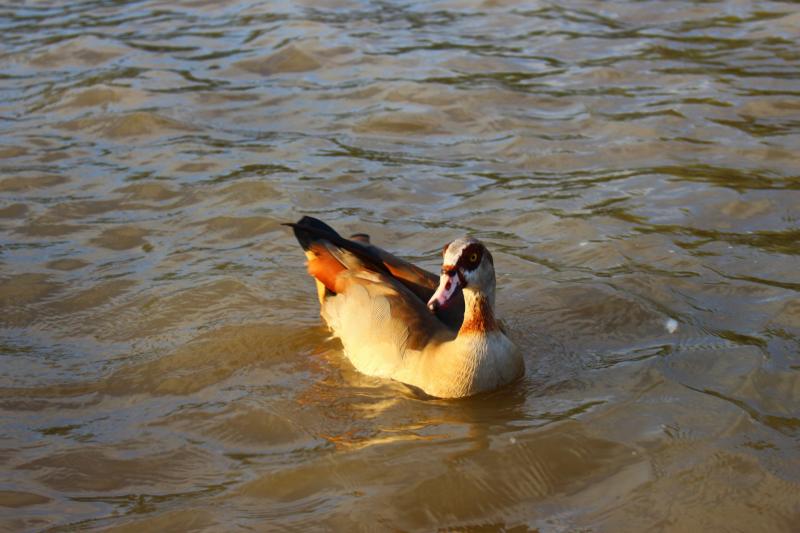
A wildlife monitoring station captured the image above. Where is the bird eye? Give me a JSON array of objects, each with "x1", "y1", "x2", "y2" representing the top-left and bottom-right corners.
[{"x1": 469, "y1": 253, "x2": 478, "y2": 262}]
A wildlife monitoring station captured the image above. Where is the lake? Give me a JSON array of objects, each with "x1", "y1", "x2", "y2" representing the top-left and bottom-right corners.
[{"x1": 1, "y1": 0, "x2": 799, "y2": 530}]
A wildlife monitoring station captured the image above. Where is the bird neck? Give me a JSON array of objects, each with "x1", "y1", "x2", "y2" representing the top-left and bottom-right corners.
[{"x1": 458, "y1": 288, "x2": 499, "y2": 335}]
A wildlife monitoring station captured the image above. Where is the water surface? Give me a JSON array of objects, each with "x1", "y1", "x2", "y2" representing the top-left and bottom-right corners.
[{"x1": 1, "y1": 0, "x2": 799, "y2": 530}]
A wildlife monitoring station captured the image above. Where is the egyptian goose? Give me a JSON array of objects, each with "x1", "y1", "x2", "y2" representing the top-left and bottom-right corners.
[{"x1": 287, "y1": 216, "x2": 524, "y2": 398}]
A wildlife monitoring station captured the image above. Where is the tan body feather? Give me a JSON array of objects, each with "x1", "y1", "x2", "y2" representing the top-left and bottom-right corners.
[{"x1": 319, "y1": 261, "x2": 523, "y2": 399}]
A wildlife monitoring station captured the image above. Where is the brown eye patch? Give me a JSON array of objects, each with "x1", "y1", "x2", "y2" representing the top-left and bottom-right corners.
[{"x1": 457, "y1": 243, "x2": 483, "y2": 270}]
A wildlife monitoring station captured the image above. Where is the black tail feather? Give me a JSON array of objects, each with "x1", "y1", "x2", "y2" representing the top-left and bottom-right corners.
[
  {"x1": 284, "y1": 216, "x2": 390, "y2": 275},
  {"x1": 284, "y1": 216, "x2": 341, "y2": 251}
]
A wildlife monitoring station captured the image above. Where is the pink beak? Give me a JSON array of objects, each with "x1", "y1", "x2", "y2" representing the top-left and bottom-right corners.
[{"x1": 427, "y1": 272, "x2": 461, "y2": 312}]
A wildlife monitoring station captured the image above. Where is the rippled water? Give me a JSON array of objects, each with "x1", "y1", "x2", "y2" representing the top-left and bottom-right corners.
[{"x1": 1, "y1": 0, "x2": 799, "y2": 530}]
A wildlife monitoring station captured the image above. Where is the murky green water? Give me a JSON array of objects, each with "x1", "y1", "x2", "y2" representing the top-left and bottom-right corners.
[{"x1": 1, "y1": 0, "x2": 799, "y2": 530}]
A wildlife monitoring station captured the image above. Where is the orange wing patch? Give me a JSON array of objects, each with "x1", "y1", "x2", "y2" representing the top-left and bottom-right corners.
[{"x1": 305, "y1": 244, "x2": 346, "y2": 294}]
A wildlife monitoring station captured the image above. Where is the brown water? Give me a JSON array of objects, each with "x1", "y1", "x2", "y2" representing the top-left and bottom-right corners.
[{"x1": 1, "y1": 0, "x2": 799, "y2": 530}]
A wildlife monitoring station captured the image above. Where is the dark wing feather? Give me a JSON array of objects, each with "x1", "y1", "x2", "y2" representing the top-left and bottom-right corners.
[{"x1": 286, "y1": 216, "x2": 463, "y2": 330}]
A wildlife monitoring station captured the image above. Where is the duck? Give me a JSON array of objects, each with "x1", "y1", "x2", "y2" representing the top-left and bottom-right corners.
[{"x1": 287, "y1": 216, "x2": 524, "y2": 398}]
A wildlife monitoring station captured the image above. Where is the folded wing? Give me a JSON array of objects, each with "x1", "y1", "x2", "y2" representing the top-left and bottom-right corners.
[{"x1": 286, "y1": 216, "x2": 463, "y2": 330}]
